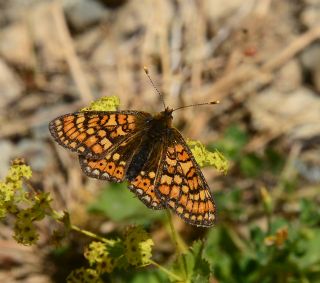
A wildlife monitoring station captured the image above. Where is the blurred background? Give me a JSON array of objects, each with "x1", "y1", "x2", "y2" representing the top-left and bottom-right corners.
[{"x1": 0, "y1": 0, "x2": 320, "y2": 282}]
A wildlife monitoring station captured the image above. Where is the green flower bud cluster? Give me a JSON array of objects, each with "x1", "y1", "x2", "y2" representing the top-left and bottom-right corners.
[
  {"x1": 69, "y1": 226, "x2": 154, "y2": 281},
  {"x1": 0, "y1": 159, "x2": 53, "y2": 245},
  {"x1": 187, "y1": 140, "x2": 229, "y2": 173}
]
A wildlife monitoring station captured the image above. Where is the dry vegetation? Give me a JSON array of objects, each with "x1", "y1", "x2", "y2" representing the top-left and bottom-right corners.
[{"x1": 0, "y1": 0, "x2": 320, "y2": 282}]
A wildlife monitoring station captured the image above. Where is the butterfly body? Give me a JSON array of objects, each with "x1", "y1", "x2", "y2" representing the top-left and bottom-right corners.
[{"x1": 49, "y1": 107, "x2": 216, "y2": 227}]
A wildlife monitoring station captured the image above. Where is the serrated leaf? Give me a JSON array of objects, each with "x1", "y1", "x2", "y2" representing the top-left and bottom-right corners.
[
  {"x1": 170, "y1": 240, "x2": 211, "y2": 283},
  {"x1": 88, "y1": 183, "x2": 164, "y2": 225}
]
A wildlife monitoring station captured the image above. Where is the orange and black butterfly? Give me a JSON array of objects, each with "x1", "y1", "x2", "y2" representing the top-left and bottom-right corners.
[{"x1": 49, "y1": 75, "x2": 218, "y2": 227}]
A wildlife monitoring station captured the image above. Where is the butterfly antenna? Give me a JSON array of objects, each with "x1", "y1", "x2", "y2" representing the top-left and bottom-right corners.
[
  {"x1": 144, "y1": 66, "x2": 166, "y2": 109},
  {"x1": 173, "y1": 100, "x2": 220, "y2": 112}
]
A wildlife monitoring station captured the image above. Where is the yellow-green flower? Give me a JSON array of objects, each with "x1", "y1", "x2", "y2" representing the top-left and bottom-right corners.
[
  {"x1": 7, "y1": 163, "x2": 32, "y2": 182},
  {"x1": 124, "y1": 226, "x2": 153, "y2": 267},
  {"x1": 0, "y1": 182, "x2": 15, "y2": 203},
  {"x1": 67, "y1": 267, "x2": 103, "y2": 283},
  {"x1": 13, "y1": 219, "x2": 39, "y2": 246},
  {"x1": 0, "y1": 205, "x2": 7, "y2": 218},
  {"x1": 5, "y1": 201, "x2": 18, "y2": 214},
  {"x1": 81, "y1": 96, "x2": 120, "y2": 112},
  {"x1": 31, "y1": 192, "x2": 53, "y2": 220},
  {"x1": 84, "y1": 241, "x2": 117, "y2": 273},
  {"x1": 187, "y1": 140, "x2": 228, "y2": 173}
]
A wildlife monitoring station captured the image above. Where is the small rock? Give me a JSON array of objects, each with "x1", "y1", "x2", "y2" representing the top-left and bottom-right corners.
[
  {"x1": 64, "y1": 0, "x2": 109, "y2": 31},
  {"x1": 248, "y1": 87, "x2": 320, "y2": 141},
  {"x1": 91, "y1": 38, "x2": 117, "y2": 68},
  {"x1": 32, "y1": 123, "x2": 52, "y2": 140},
  {"x1": 16, "y1": 140, "x2": 53, "y2": 172},
  {"x1": 75, "y1": 28, "x2": 102, "y2": 54},
  {"x1": 300, "y1": 43, "x2": 320, "y2": 70},
  {"x1": 29, "y1": 2, "x2": 65, "y2": 71},
  {"x1": 274, "y1": 59, "x2": 302, "y2": 93},
  {"x1": 0, "y1": 59, "x2": 23, "y2": 109},
  {"x1": 0, "y1": 22, "x2": 34, "y2": 67},
  {"x1": 300, "y1": 43, "x2": 320, "y2": 92},
  {"x1": 295, "y1": 147, "x2": 320, "y2": 183},
  {"x1": 300, "y1": 6, "x2": 320, "y2": 28}
]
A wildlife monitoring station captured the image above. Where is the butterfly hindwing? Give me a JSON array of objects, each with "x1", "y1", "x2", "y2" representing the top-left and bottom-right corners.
[
  {"x1": 49, "y1": 111, "x2": 151, "y2": 159},
  {"x1": 127, "y1": 139, "x2": 166, "y2": 210},
  {"x1": 155, "y1": 128, "x2": 216, "y2": 227},
  {"x1": 79, "y1": 130, "x2": 146, "y2": 181},
  {"x1": 79, "y1": 136, "x2": 165, "y2": 210}
]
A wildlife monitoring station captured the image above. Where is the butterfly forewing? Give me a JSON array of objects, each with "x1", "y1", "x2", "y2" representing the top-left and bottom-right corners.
[
  {"x1": 155, "y1": 128, "x2": 216, "y2": 227},
  {"x1": 49, "y1": 111, "x2": 151, "y2": 159}
]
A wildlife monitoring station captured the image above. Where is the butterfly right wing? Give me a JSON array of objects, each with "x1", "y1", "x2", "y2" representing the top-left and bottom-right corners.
[
  {"x1": 49, "y1": 111, "x2": 151, "y2": 159},
  {"x1": 155, "y1": 128, "x2": 216, "y2": 227}
]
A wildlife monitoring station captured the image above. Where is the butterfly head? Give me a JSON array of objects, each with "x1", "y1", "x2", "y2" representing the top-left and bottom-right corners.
[{"x1": 153, "y1": 107, "x2": 173, "y2": 128}]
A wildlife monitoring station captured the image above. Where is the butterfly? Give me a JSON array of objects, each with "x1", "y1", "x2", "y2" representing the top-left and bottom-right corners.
[{"x1": 49, "y1": 102, "x2": 217, "y2": 227}]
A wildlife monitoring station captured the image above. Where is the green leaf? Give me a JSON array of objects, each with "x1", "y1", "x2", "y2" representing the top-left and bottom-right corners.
[
  {"x1": 129, "y1": 270, "x2": 167, "y2": 283},
  {"x1": 171, "y1": 240, "x2": 211, "y2": 283},
  {"x1": 214, "y1": 187, "x2": 245, "y2": 221},
  {"x1": 210, "y1": 125, "x2": 248, "y2": 160},
  {"x1": 88, "y1": 183, "x2": 164, "y2": 225},
  {"x1": 300, "y1": 199, "x2": 320, "y2": 226},
  {"x1": 292, "y1": 228, "x2": 320, "y2": 270},
  {"x1": 239, "y1": 153, "x2": 263, "y2": 177},
  {"x1": 264, "y1": 148, "x2": 285, "y2": 174}
]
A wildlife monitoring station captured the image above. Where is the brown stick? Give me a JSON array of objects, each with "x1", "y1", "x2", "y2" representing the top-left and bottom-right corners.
[{"x1": 51, "y1": 1, "x2": 93, "y2": 104}]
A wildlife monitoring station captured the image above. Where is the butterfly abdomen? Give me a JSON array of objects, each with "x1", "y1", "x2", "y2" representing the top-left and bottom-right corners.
[
  {"x1": 126, "y1": 118, "x2": 167, "y2": 181},
  {"x1": 126, "y1": 140, "x2": 153, "y2": 181}
]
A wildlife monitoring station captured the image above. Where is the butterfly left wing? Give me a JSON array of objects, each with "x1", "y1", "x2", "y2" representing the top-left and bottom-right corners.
[
  {"x1": 49, "y1": 111, "x2": 151, "y2": 159},
  {"x1": 79, "y1": 136, "x2": 165, "y2": 210},
  {"x1": 79, "y1": 132, "x2": 142, "y2": 182},
  {"x1": 155, "y1": 128, "x2": 216, "y2": 227}
]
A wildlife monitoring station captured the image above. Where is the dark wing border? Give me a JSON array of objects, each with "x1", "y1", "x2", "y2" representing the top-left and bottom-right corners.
[{"x1": 155, "y1": 128, "x2": 216, "y2": 227}]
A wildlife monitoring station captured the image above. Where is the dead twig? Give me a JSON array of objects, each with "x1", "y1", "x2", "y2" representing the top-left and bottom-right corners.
[
  {"x1": 51, "y1": 0, "x2": 93, "y2": 104},
  {"x1": 0, "y1": 101, "x2": 83, "y2": 139}
]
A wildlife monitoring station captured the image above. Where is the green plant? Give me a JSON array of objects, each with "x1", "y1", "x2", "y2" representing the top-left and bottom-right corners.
[{"x1": 0, "y1": 96, "x2": 228, "y2": 282}]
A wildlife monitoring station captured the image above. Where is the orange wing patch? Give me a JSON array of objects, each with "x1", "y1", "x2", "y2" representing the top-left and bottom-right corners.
[
  {"x1": 79, "y1": 137, "x2": 165, "y2": 210},
  {"x1": 78, "y1": 135, "x2": 141, "y2": 182},
  {"x1": 79, "y1": 154, "x2": 126, "y2": 183},
  {"x1": 127, "y1": 140, "x2": 166, "y2": 210},
  {"x1": 128, "y1": 170, "x2": 164, "y2": 210},
  {"x1": 49, "y1": 112, "x2": 139, "y2": 159},
  {"x1": 155, "y1": 131, "x2": 216, "y2": 227}
]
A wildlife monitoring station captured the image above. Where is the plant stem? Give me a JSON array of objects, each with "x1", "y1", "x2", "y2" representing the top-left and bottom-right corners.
[
  {"x1": 165, "y1": 211, "x2": 188, "y2": 280},
  {"x1": 70, "y1": 224, "x2": 114, "y2": 244},
  {"x1": 149, "y1": 259, "x2": 182, "y2": 282},
  {"x1": 51, "y1": 210, "x2": 113, "y2": 244},
  {"x1": 165, "y1": 210, "x2": 187, "y2": 253}
]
